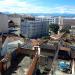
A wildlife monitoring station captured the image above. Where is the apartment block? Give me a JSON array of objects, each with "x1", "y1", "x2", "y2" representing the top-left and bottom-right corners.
[
  {"x1": 21, "y1": 18, "x2": 49, "y2": 39},
  {"x1": 35, "y1": 16, "x2": 59, "y2": 24}
]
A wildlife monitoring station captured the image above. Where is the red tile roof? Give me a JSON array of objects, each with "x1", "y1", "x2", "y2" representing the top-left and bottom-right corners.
[{"x1": 50, "y1": 33, "x2": 64, "y2": 40}]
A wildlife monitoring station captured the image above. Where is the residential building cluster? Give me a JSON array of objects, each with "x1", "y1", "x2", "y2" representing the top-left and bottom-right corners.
[
  {"x1": 0, "y1": 13, "x2": 75, "y2": 38},
  {"x1": 0, "y1": 13, "x2": 75, "y2": 75}
]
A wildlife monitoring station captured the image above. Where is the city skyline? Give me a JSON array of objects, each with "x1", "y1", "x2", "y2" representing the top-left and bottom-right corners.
[{"x1": 0, "y1": 0, "x2": 75, "y2": 14}]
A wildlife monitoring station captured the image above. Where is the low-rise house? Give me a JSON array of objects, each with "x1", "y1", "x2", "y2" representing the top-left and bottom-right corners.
[{"x1": 8, "y1": 14, "x2": 21, "y2": 27}]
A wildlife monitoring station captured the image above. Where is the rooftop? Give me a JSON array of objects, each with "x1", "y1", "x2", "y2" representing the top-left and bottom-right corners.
[
  {"x1": 50, "y1": 33, "x2": 64, "y2": 40},
  {"x1": 3, "y1": 54, "x2": 33, "y2": 75},
  {"x1": 21, "y1": 39, "x2": 47, "y2": 50}
]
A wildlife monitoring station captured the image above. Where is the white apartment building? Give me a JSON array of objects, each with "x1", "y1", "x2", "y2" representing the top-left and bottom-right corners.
[
  {"x1": 0, "y1": 13, "x2": 8, "y2": 33},
  {"x1": 35, "y1": 16, "x2": 59, "y2": 24},
  {"x1": 44, "y1": 16, "x2": 59, "y2": 24},
  {"x1": 21, "y1": 18, "x2": 49, "y2": 39}
]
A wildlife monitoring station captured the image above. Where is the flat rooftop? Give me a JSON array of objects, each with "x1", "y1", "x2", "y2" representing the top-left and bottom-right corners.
[{"x1": 4, "y1": 54, "x2": 32, "y2": 75}]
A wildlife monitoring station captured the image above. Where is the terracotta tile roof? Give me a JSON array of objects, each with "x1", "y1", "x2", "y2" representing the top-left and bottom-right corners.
[
  {"x1": 50, "y1": 33, "x2": 64, "y2": 40},
  {"x1": 31, "y1": 39, "x2": 47, "y2": 46}
]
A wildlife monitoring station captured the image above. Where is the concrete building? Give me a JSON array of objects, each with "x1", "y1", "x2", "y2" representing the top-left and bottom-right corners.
[
  {"x1": 0, "y1": 13, "x2": 8, "y2": 33},
  {"x1": 35, "y1": 16, "x2": 59, "y2": 24},
  {"x1": 21, "y1": 18, "x2": 49, "y2": 39},
  {"x1": 35, "y1": 16, "x2": 62, "y2": 32},
  {"x1": 44, "y1": 16, "x2": 59, "y2": 24},
  {"x1": 8, "y1": 15, "x2": 21, "y2": 27}
]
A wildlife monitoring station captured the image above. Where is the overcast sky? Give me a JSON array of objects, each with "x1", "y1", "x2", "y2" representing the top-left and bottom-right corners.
[{"x1": 0, "y1": 0, "x2": 75, "y2": 14}]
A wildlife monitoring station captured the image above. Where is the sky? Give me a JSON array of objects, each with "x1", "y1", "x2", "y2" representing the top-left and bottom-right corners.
[{"x1": 0, "y1": 0, "x2": 75, "y2": 14}]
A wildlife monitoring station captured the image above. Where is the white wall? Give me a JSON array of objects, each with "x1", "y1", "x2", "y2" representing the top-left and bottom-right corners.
[
  {"x1": 1, "y1": 37, "x2": 24, "y2": 56},
  {"x1": 58, "y1": 16, "x2": 64, "y2": 25},
  {"x1": 8, "y1": 17, "x2": 21, "y2": 26},
  {"x1": 0, "y1": 14, "x2": 8, "y2": 33}
]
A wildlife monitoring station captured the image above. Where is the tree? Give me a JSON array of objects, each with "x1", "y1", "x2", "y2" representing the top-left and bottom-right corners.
[
  {"x1": 60, "y1": 25, "x2": 71, "y2": 33},
  {"x1": 49, "y1": 24, "x2": 59, "y2": 34}
]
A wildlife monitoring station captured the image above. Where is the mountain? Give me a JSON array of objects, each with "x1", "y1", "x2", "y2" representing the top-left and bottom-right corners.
[
  {"x1": 26, "y1": 13, "x2": 75, "y2": 17},
  {"x1": 1, "y1": 12, "x2": 75, "y2": 17}
]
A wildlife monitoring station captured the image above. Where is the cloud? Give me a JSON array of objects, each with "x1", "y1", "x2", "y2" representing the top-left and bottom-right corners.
[{"x1": 0, "y1": 0, "x2": 75, "y2": 14}]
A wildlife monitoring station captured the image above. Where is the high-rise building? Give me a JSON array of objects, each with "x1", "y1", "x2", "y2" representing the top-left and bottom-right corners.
[{"x1": 20, "y1": 18, "x2": 49, "y2": 39}]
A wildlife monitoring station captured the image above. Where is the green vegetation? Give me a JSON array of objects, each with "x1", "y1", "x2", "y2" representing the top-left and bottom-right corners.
[
  {"x1": 60, "y1": 25, "x2": 71, "y2": 33},
  {"x1": 49, "y1": 24, "x2": 59, "y2": 34}
]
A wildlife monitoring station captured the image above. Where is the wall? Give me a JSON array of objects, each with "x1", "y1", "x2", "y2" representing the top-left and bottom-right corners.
[{"x1": 0, "y1": 14, "x2": 8, "y2": 33}]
